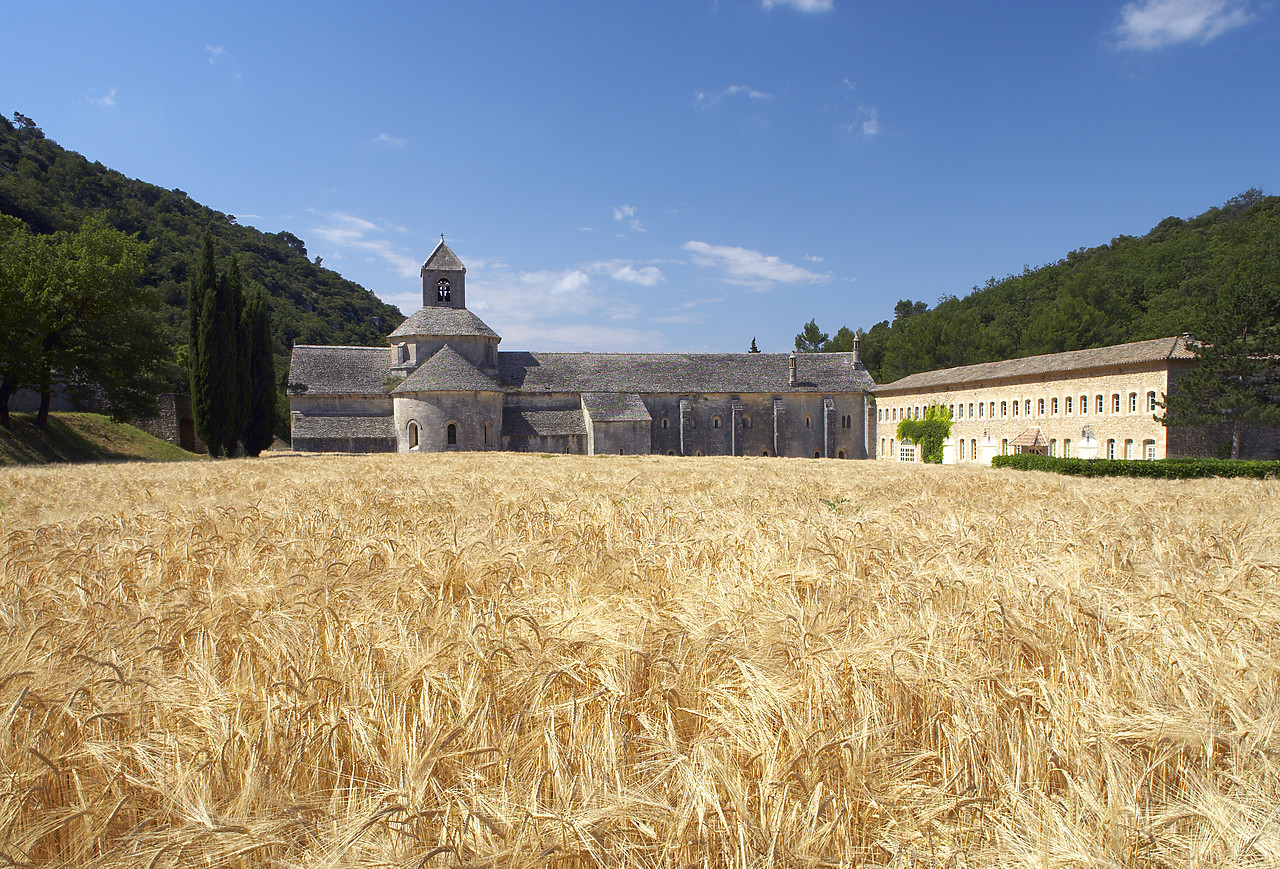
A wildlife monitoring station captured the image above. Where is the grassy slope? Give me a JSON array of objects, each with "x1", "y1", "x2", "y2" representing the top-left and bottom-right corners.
[
  {"x1": 1, "y1": 455, "x2": 1276, "y2": 866},
  {"x1": 0, "y1": 412, "x2": 196, "y2": 465}
]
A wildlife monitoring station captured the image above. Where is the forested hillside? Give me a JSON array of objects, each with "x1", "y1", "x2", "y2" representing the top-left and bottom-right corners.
[
  {"x1": 0, "y1": 113, "x2": 403, "y2": 390},
  {"x1": 827, "y1": 190, "x2": 1280, "y2": 384}
]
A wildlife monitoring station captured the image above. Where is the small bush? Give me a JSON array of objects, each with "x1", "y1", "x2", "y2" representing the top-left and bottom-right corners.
[{"x1": 991, "y1": 453, "x2": 1280, "y2": 479}]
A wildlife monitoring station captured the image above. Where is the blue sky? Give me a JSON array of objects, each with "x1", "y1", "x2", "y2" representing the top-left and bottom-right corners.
[{"x1": 5, "y1": 1, "x2": 1279, "y2": 352}]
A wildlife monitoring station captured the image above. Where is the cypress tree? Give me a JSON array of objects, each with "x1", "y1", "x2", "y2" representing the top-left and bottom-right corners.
[
  {"x1": 242, "y1": 290, "x2": 277, "y2": 457},
  {"x1": 189, "y1": 234, "x2": 220, "y2": 455},
  {"x1": 225, "y1": 256, "x2": 249, "y2": 455}
]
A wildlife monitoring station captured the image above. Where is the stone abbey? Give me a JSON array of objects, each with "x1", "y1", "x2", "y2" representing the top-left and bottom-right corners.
[{"x1": 287, "y1": 240, "x2": 876, "y2": 457}]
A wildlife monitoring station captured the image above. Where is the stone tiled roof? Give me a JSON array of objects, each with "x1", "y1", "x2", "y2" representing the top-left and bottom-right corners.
[
  {"x1": 392, "y1": 344, "x2": 500, "y2": 393},
  {"x1": 291, "y1": 414, "x2": 395, "y2": 439},
  {"x1": 496, "y1": 352, "x2": 873, "y2": 394},
  {"x1": 422, "y1": 240, "x2": 465, "y2": 272},
  {"x1": 876, "y1": 336, "x2": 1195, "y2": 394},
  {"x1": 502, "y1": 408, "x2": 587, "y2": 437},
  {"x1": 288, "y1": 345, "x2": 390, "y2": 395},
  {"x1": 388, "y1": 306, "x2": 500, "y2": 339},
  {"x1": 581, "y1": 392, "x2": 651, "y2": 422}
]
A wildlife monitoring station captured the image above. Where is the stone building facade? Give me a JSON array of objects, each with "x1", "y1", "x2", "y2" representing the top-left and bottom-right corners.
[
  {"x1": 874, "y1": 336, "x2": 1280, "y2": 463},
  {"x1": 288, "y1": 240, "x2": 876, "y2": 457}
]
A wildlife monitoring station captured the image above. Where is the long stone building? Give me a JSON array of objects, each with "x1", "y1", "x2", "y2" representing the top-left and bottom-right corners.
[
  {"x1": 874, "y1": 336, "x2": 1280, "y2": 463},
  {"x1": 288, "y1": 240, "x2": 876, "y2": 457}
]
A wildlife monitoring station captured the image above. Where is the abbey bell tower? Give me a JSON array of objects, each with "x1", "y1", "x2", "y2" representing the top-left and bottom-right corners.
[{"x1": 420, "y1": 237, "x2": 466, "y2": 309}]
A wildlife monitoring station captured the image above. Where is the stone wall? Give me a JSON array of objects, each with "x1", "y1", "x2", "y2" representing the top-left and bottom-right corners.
[
  {"x1": 642, "y1": 393, "x2": 866, "y2": 458},
  {"x1": 394, "y1": 391, "x2": 504, "y2": 452}
]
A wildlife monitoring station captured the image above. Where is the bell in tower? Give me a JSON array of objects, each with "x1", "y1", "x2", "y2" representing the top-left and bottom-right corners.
[{"x1": 420, "y1": 235, "x2": 466, "y2": 309}]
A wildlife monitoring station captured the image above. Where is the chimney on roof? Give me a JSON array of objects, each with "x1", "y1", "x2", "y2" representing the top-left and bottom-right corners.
[
  {"x1": 853, "y1": 333, "x2": 861, "y2": 365},
  {"x1": 788, "y1": 350, "x2": 798, "y2": 386}
]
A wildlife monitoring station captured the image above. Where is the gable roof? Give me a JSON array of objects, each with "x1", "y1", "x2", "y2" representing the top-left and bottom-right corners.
[
  {"x1": 388, "y1": 306, "x2": 500, "y2": 339},
  {"x1": 582, "y1": 392, "x2": 652, "y2": 422},
  {"x1": 496, "y1": 351, "x2": 873, "y2": 394},
  {"x1": 876, "y1": 336, "x2": 1195, "y2": 394},
  {"x1": 392, "y1": 344, "x2": 499, "y2": 393},
  {"x1": 288, "y1": 345, "x2": 390, "y2": 395},
  {"x1": 422, "y1": 239, "x2": 465, "y2": 272}
]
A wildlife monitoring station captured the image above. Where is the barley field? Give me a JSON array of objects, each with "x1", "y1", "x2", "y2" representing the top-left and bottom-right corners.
[{"x1": 1, "y1": 454, "x2": 1277, "y2": 868}]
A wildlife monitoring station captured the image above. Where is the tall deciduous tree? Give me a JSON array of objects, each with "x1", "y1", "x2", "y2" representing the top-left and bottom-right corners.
[
  {"x1": 1159, "y1": 281, "x2": 1280, "y2": 459},
  {"x1": 0, "y1": 214, "x2": 163, "y2": 428},
  {"x1": 242, "y1": 290, "x2": 277, "y2": 457}
]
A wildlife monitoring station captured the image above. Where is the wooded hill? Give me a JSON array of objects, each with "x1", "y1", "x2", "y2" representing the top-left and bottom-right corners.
[
  {"x1": 0, "y1": 113, "x2": 404, "y2": 391},
  {"x1": 844, "y1": 190, "x2": 1280, "y2": 384}
]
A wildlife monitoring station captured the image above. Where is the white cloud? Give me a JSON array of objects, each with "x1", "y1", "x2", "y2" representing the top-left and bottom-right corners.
[
  {"x1": 843, "y1": 106, "x2": 880, "y2": 137},
  {"x1": 87, "y1": 88, "x2": 116, "y2": 107},
  {"x1": 205, "y1": 45, "x2": 227, "y2": 64},
  {"x1": 762, "y1": 0, "x2": 834, "y2": 12},
  {"x1": 610, "y1": 264, "x2": 665, "y2": 286},
  {"x1": 1114, "y1": 0, "x2": 1252, "y2": 49},
  {"x1": 308, "y1": 211, "x2": 421, "y2": 279},
  {"x1": 696, "y1": 84, "x2": 772, "y2": 107},
  {"x1": 682, "y1": 241, "x2": 832, "y2": 290},
  {"x1": 803, "y1": 254, "x2": 825, "y2": 263},
  {"x1": 611, "y1": 204, "x2": 647, "y2": 232},
  {"x1": 467, "y1": 260, "x2": 667, "y2": 350},
  {"x1": 373, "y1": 132, "x2": 407, "y2": 147}
]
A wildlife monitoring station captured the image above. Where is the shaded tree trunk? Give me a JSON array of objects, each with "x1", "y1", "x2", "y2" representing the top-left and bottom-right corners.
[
  {"x1": 36, "y1": 385, "x2": 51, "y2": 428},
  {"x1": 0, "y1": 373, "x2": 12, "y2": 428}
]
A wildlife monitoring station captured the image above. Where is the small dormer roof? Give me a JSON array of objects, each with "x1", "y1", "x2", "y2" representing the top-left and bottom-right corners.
[{"x1": 422, "y1": 238, "x2": 465, "y2": 272}]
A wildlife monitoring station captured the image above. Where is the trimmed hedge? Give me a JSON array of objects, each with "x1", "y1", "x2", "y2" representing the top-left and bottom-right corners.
[{"x1": 990, "y1": 453, "x2": 1280, "y2": 480}]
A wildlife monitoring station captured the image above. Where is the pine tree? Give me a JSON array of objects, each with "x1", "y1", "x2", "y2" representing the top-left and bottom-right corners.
[
  {"x1": 189, "y1": 234, "x2": 220, "y2": 455},
  {"x1": 242, "y1": 290, "x2": 277, "y2": 457}
]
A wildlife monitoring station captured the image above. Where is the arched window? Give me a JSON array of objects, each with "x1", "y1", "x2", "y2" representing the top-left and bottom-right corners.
[
  {"x1": 1129, "y1": 392, "x2": 1137, "y2": 413},
  {"x1": 805, "y1": 415, "x2": 812, "y2": 428},
  {"x1": 408, "y1": 421, "x2": 419, "y2": 449},
  {"x1": 1025, "y1": 399, "x2": 1031, "y2": 416},
  {"x1": 1064, "y1": 438, "x2": 1071, "y2": 458},
  {"x1": 661, "y1": 417, "x2": 669, "y2": 429},
  {"x1": 989, "y1": 402, "x2": 995, "y2": 418},
  {"x1": 1012, "y1": 400, "x2": 1018, "y2": 417},
  {"x1": 837, "y1": 449, "x2": 846, "y2": 459},
  {"x1": 438, "y1": 277, "x2": 451, "y2": 302},
  {"x1": 447, "y1": 423, "x2": 457, "y2": 445},
  {"x1": 1052, "y1": 397, "x2": 1058, "y2": 415},
  {"x1": 668, "y1": 450, "x2": 676, "y2": 456},
  {"x1": 1112, "y1": 394, "x2": 1121, "y2": 414},
  {"x1": 713, "y1": 416, "x2": 721, "y2": 429},
  {"x1": 1001, "y1": 438, "x2": 1008, "y2": 455},
  {"x1": 619, "y1": 448, "x2": 625, "y2": 454},
  {"x1": 1065, "y1": 396, "x2": 1072, "y2": 414},
  {"x1": 1038, "y1": 398, "x2": 1046, "y2": 416},
  {"x1": 742, "y1": 414, "x2": 751, "y2": 429},
  {"x1": 1124, "y1": 439, "x2": 1134, "y2": 459},
  {"x1": 1144, "y1": 439, "x2": 1156, "y2": 460},
  {"x1": 1107, "y1": 439, "x2": 1116, "y2": 459},
  {"x1": 968, "y1": 403, "x2": 974, "y2": 418},
  {"x1": 1001, "y1": 401, "x2": 1008, "y2": 418},
  {"x1": 1049, "y1": 439, "x2": 1056, "y2": 457},
  {"x1": 762, "y1": 449, "x2": 771, "y2": 456},
  {"x1": 813, "y1": 450, "x2": 821, "y2": 458},
  {"x1": 1147, "y1": 391, "x2": 1157, "y2": 413},
  {"x1": 1096, "y1": 395, "x2": 1104, "y2": 414},
  {"x1": 970, "y1": 439, "x2": 976, "y2": 460},
  {"x1": 959, "y1": 439, "x2": 965, "y2": 460}
]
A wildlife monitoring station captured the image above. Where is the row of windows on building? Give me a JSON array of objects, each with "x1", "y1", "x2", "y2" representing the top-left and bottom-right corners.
[
  {"x1": 881, "y1": 436, "x2": 1159, "y2": 461},
  {"x1": 406, "y1": 420, "x2": 493, "y2": 449},
  {"x1": 880, "y1": 390, "x2": 1160, "y2": 424}
]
